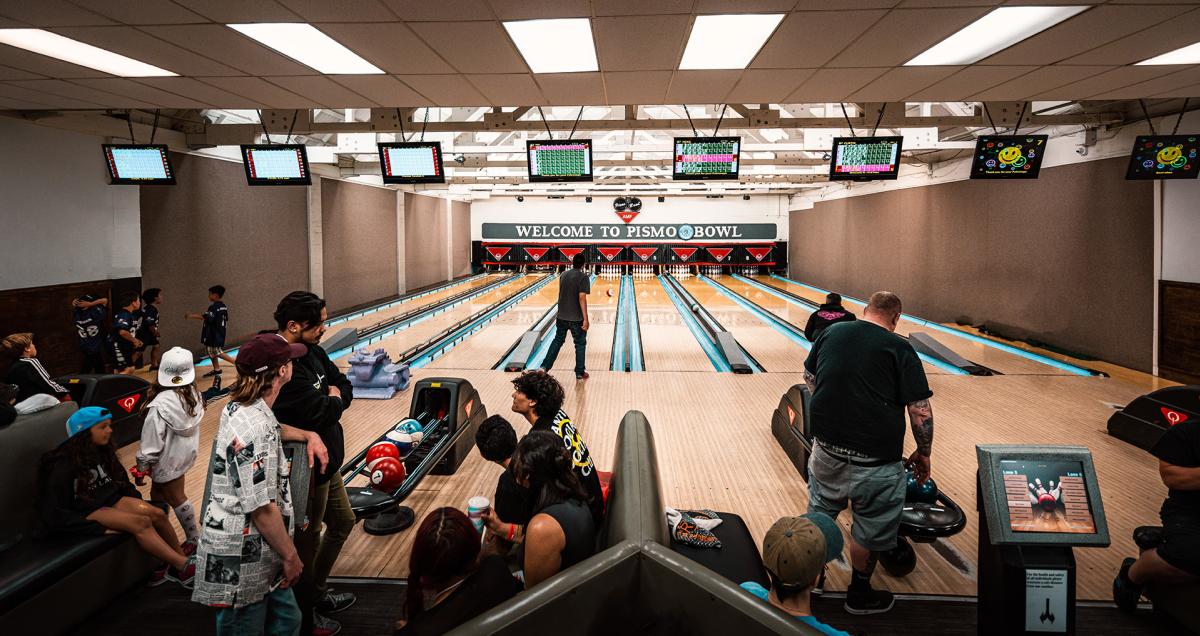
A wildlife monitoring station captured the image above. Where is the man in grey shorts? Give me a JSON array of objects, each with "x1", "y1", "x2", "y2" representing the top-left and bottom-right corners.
[{"x1": 803, "y1": 291, "x2": 934, "y2": 615}]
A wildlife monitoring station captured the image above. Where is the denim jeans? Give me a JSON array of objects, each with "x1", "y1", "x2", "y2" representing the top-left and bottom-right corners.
[
  {"x1": 541, "y1": 319, "x2": 587, "y2": 375},
  {"x1": 215, "y1": 587, "x2": 302, "y2": 636}
]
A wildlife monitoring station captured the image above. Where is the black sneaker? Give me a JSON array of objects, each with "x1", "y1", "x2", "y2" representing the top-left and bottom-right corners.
[
  {"x1": 1112, "y1": 557, "x2": 1142, "y2": 613},
  {"x1": 845, "y1": 587, "x2": 895, "y2": 615},
  {"x1": 317, "y1": 589, "x2": 357, "y2": 614},
  {"x1": 202, "y1": 369, "x2": 222, "y2": 378}
]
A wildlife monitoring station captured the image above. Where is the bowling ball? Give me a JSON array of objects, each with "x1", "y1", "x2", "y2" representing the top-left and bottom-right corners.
[
  {"x1": 1038, "y1": 493, "x2": 1056, "y2": 512},
  {"x1": 386, "y1": 431, "x2": 415, "y2": 455},
  {"x1": 365, "y1": 441, "x2": 400, "y2": 465},
  {"x1": 409, "y1": 430, "x2": 424, "y2": 444},
  {"x1": 606, "y1": 289, "x2": 613, "y2": 297},
  {"x1": 397, "y1": 418, "x2": 423, "y2": 434},
  {"x1": 880, "y1": 537, "x2": 916, "y2": 577},
  {"x1": 368, "y1": 456, "x2": 406, "y2": 491},
  {"x1": 905, "y1": 471, "x2": 921, "y2": 503},
  {"x1": 915, "y1": 477, "x2": 938, "y2": 505}
]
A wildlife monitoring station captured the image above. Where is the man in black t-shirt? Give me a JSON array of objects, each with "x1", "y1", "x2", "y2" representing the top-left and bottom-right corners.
[
  {"x1": 803, "y1": 292, "x2": 856, "y2": 342},
  {"x1": 1113, "y1": 419, "x2": 1200, "y2": 611},
  {"x1": 476, "y1": 415, "x2": 533, "y2": 529},
  {"x1": 803, "y1": 291, "x2": 933, "y2": 616},
  {"x1": 539, "y1": 253, "x2": 592, "y2": 380}
]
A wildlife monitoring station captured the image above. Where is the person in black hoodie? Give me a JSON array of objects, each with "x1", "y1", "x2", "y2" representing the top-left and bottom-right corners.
[
  {"x1": 270, "y1": 291, "x2": 356, "y2": 636},
  {"x1": 803, "y1": 293, "x2": 857, "y2": 342}
]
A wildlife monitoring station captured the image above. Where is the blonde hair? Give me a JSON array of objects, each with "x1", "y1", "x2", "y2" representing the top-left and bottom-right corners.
[
  {"x1": 1, "y1": 333, "x2": 32, "y2": 358},
  {"x1": 229, "y1": 364, "x2": 284, "y2": 405}
]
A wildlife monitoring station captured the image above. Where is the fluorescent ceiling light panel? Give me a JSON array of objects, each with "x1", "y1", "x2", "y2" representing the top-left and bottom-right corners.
[
  {"x1": 503, "y1": 18, "x2": 598, "y2": 73},
  {"x1": 905, "y1": 6, "x2": 1090, "y2": 66},
  {"x1": 228, "y1": 23, "x2": 382, "y2": 74},
  {"x1": 1137, "y1": 41, "x2": 1200, "y2": 65},
  {"x1": 0, "y1": 29, "x2": 176, "y2": 77},
  {"x1": 680, "y1": 14, "x2": 784, "y2": 70}
]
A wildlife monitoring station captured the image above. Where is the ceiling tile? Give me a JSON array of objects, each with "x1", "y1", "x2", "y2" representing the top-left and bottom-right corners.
[
  {"x1": 265, "y1": 76, "x2": 377, "y2": 108},
  {"x1": 905, "y1": 65, "x2": 1035, "y2": 101},
  {"x1": 751, "y1": 10, "x2": 888, "y2": 69},
  {"x1": 0, "y1": 81, "x2": 100, "y2": 107},
  {"x1": 726, "y1": 69, "x2": 816, "y2": 103},
  {"x1": 693, "y1": 0, "x2": 797, "y2": 12},
  {"x1": 785, "y1": 67, "x2": 888, "y2": 102},
  {"x1": 315, "y1": 23, "x2": 454, "y2": 74},
  {"x1": 5, "y1": 78, "x2": 156, "y2": 107},
  {"x1": 395, "y1": 74, "x2": 485, "y2": 105},
  {"x1": 1088, "y1": 66, "x2": 1200, "y2": 100},
  {"x1": 827, "y1": 8, "x2": 991, "y2": 68},
  {"x1": 465, "y1": 73, "x2": 546, "y2": 105},
  {"x1": 848, "y1": 66, "x2": 961, "y2": 101},
  {"x1": 487, "y1": 0, "x2": 591, "y2": 20},
  {"x1": 593, "y1": 1, "x2": 693, "y2": 16},
  {"x1": 274, "y1": 0, "x2": 396, "y2": 22},
  {"x1": 0, "y1": 64, "x2": 45, "y2": 80},
  {"x1": 594, "y1": 15, "x2": 689, "y2": 72},
  {"x1": 664, "y1": 70, "x2": 741, "y2": 104},
  {"x1": 1062, "y1": 8, "x2": 1200, "y2": 67},
  {"x1": 196, "y1": 76, "x2": 317, "y2": 108},
  {"x1": 137, "y1": 77, "x2": 259, "y2": 107},
  {"x1": 0, "y1": 43, "x2": 112, "y2": 78},
  {"x1": 0, "y1": 94, "x2": 52, "y2": 108},
  {"x1": 0, "y1": 1, "x2": 114, "y2": 26},
  {"x1": 70, "y1": 77, "x2": 212, "y2": 107},
  {"x1": 899, "y1": 0, "x2": 998, "y2": 5},
  {"x1": 380, "y1": 0, "x2": 495, "y2": 21},
  {"x1": 792, "y1": 0, "x2": 899, "y2": 9},
  {"x1": 1153, "y1": 81, "x2": 1200, "y2": 98},
  {"x1": 602, "y1": 70, "x2": 672, "y2": 104},
  {"x1": 141, "y1": 25, "x2": 314, "y2": 76},
  {"x1": 65, "y1": 0, "x2": 209, "y2": 25},
  {"x1": 535, "y1": 72, "x2": 605, "y2": 105},
  {"x1": 168, "y1": 0, "x2": 302, "y2": 23},
  {"x1": 983, "y1": 5, "x2": 1191, "y2": 66},
  {"x1": 1033, "y1": 66, "x2": 1183, "y2": 100},
  {"x1": 331, "y1": 75, "x2": 430, "y2": 105},
  {"x1": 969, "y1": 65, "x2": 1113, "y2": 100},
  {"x1": 52, "y1": 26, "x2": 245, "y2": 76},
  {"x1": 408, "y1": 21, "x2": 528, "y2": 73},
  {"x1": 1001, "y1": 0, "x2": 1095, "y2": 4}
]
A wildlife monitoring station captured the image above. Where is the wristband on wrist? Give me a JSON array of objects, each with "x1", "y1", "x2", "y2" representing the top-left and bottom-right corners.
[{"x1": 506, "y1": 523, "x2": 516, "y2": 542}]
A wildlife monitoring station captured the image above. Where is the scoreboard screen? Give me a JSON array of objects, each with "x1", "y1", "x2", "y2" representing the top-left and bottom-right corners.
[
  {"x1": 241, "y1": 144, "x2": 311, "y2": 186},
  {"x1": 527, "y1": 139, "x2": 593, "y2": 182},
  {"x1": 828, "y1": 136, "x2": 903, "y2": 181},
  {"x1": 673, "y1": 136, "x2": 741, "y2": 181},
  {"x1": 102, "y1": 144, "x2": 175, "y2": 185},
  {"x1": 378, "y1": 141, "x2": 445, "y2": 184},
  {"x1": 970, "y1": 135, "x2": 1048, "y2": 180},
  {"x1": 1126, "y1": 135, "x2": 1199, "y2": 180}
]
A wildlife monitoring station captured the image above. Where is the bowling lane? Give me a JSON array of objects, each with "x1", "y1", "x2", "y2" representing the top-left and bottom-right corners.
[
  {"x1": 757, "y1": 276, "x2": 1071, "y2": 376},
  {"x1": 634, "y1": 276, "x2": 719, "y2": 372},
  {"x1": 541, "y1": 275, "x2": 619, "y2": 374},
  {"x1": 678, "y1": 277, "x2": 808, "y2": 372},
  {"x1": 334, "y1": 275, "x2": 541, "y2": 371},
  {"x1": 322, "y1": 274, "x2": 501, "y2": 340},
  {"x1": 425, "y1": 273, "x2": 563, "y2": 370}
]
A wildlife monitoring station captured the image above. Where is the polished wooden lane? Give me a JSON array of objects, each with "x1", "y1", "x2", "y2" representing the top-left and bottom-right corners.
[
  {"x1": 425, "y1": 274, "x2": 561, "y2": 371},
  {"x1": 543, "y1": 275, "x2": 619, "y2": 375},
  {"x1": 758, "y1": 276, "x2": 1075, "y2": 376},
  {"x1": 633, "y1": 276, "x2": 714, "y2": 372},
  {"x1": 322, "y1": 275, "x2": 501, "y2": 339},
  {"x1": 677, "y1": 276, "x2": 810, "y2": 373}
]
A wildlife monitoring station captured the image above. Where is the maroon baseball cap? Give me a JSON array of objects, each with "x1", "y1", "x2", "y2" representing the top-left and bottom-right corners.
[{"x1": 235, "y1": 334, "x2": 306, "y2": 374}]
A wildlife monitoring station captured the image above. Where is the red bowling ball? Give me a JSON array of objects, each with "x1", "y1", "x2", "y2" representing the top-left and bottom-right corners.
[
  {"x1": 368, "y1": 456, "x2": 406, "y2": 491},
  {"x1": 1038, "y1": 493, "x2": 1056, "y2": 512},
  {"x1": 366, "y1": 441, "x2": 400, "y2": 465}
]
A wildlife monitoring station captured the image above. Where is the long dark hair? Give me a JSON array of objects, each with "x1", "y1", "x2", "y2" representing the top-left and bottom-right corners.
[
  {"x1": 36, "y1": 430, "x2": 124, "y2": 504},
  {"x1": 145, "y1": 383, "x2": 202, "y2": 418},
  {"x1": 512, "y1": 430, "x2": 590, "y2": 514},
  {"x1": 405, "y1": 507, "x2": 480, "y2": 620}
]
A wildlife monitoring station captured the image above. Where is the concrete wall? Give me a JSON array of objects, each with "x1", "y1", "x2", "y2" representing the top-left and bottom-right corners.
[
  {"x1": 320, "y1": 178, "x2": 398, "y2": 313},
  {"x1": 403, "y1": 192, "x2": 450, "y2": 291}
]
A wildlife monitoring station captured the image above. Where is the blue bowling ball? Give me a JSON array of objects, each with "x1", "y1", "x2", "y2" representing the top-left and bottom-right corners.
[
  {"x1": 905, "y1": 470, "x2": 938, "y2": 505},
  {"x1": 398, "y1": 418, "x2": 423, "y2": 435}
]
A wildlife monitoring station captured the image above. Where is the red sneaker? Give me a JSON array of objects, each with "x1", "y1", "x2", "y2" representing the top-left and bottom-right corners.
[
  {"x1": 576, "y1": 371, "x2": 589, "y2": 380},
  {"x1": 147, "y1": 564, "x2": 170, "y2": 587},
  {"x1": 168, "y1": 557, "x2": 196, "y2": 589}
]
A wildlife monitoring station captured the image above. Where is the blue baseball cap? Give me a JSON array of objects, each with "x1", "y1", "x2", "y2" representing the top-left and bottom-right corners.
[{"x1": 66, "y1": 406, "x2": 111, "y2": 439}]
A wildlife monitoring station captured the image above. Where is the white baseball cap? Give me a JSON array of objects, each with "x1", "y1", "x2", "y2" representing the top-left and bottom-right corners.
[{"x1": 158, "y1": 347, "x2": 196, "y2": 387}]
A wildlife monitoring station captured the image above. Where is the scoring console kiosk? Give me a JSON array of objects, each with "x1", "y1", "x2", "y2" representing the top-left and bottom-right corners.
[{"x1": 976, "y1": 445, "x2": 1110, "y2": 636}]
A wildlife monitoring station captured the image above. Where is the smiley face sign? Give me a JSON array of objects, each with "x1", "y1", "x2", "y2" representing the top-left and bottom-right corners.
[
  {"x1": 1127, "y1": 135, "x2": 1200, "y2": 180},
  {"x1": 971, "y1": 135, "x2": 1046, "y2": 179}
]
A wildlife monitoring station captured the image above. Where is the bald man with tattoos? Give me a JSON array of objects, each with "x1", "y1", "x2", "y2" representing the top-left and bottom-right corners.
[{"x1": 802, "y1": 291, "x2": 934, "y2": 616}]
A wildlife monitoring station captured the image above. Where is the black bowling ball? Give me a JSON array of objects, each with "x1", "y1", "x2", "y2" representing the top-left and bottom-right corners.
[{"x1": 879, "y1": 536, "x2": 916, "y2": 577}]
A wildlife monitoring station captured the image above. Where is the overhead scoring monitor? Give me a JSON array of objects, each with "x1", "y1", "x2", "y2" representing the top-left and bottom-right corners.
[
  {"x1": 241, "y1": 144, "x2": 312, "y2": 186},
  {"x1": 673, "y1": 136, "x2": 741, "y2": 180},
  {"x1": 527, "y1": 139, "x2": 593, "y2": 183},
  {"x1": 1126, "y1": 135, "x2": 1199, "y2": 180},
  {"x1": 378, "y1": 141, "x2": 445, "y2": 184},
  {"x1": 829, "y1": 136, "x2": 903, "y2": 181},
  {"x1": 102, "y1": 144, "x2": 175, "y2": 185},
  {"x1": 970, "y1": 135, "x2": 1048, "y2": 180}
]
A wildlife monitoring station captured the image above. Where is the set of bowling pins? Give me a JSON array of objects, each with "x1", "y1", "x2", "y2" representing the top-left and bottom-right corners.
[
  {"x1": 599, "y1": 264, "x2": 622, "y2": 277},
  {"x1": 701, "y1": 266, "x2": 725, "y2": 277},
  {"x1": 631, "y1": 264, "x2": 654, "y2": 278},
  {"x1": 666, "y1": 264, "x2": 692, "y2": 278}
]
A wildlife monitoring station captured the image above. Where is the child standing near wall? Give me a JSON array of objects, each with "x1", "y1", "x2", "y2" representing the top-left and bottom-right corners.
[
  {"x1": 185, "y1": 285, "x2": 236, "y2": 377},
  {"x1": 137, "y1": 288, "x2": 163, "y2": 371},
  {"x1": 109, "y1": 292, "x2": 143, "y2": 376},
  {"x1": 72, "y1": 294, "x2": 108, "y2": 374}
]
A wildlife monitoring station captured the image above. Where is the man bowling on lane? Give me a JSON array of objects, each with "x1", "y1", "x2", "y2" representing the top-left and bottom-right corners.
[
  {"x1": 538, "y1": 253, "x2": 591, "y2": 380},
  {"x1": 803, "y1": 293, "x2": 856, "y2": 343}
]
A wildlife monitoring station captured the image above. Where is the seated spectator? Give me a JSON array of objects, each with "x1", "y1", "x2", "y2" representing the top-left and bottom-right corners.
[
  {"x1": 741, "y1": 513, "x2": 849, "y2": 635},
  {"x1": 1, "y1": 332, "x2": 70, "y2": 402},
  {"x1": 396, "y1": 507, "x2": 520, "y2": 635},
  {"x1": 36, "y1": 406, "x2": 194, "y2": 587},
  {"x1": 0, "y1": 383, "x2": 17, "y2": 427},
  {"x1": 507, "y1": 430, "x2": 598, "y2": 589},
  {"x1": 803, "y1": 293, "x2": 856, "y2": 342},
  {"x1": 475, "y1": 415, "x2": 533, "y2": 548},
  {"x1": 508, "y1": 370, "x2": 605, "y2": 526},
  {"x1": 1113, "y1": 415, "x2": 1200, "y2": 610}
]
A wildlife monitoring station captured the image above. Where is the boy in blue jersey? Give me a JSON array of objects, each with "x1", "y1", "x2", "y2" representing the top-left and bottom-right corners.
[
  {"x1": 136, "y1": 288, "x2": 163, "y2": 370},
  {"x1": 72, "y1": 294, "x2": 108, "y2": 373},
  {"x1": 185, "y1": 285, "x2": 236, "y2": 377},
  {"x1": 741, "y1": 513, "x2": 851, "y2": 635},
  {"x1": 108, "y1": 292, "x2": 143, "y2": 375}
]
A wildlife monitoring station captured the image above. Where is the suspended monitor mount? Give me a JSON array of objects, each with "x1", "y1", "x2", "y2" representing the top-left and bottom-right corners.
[
  {"x1": 378, "y1": 141, "x2": 445, "y2": 184},
  {"x1": 102, "y1": 144, "x2": 176, "y2": 185},
  {"x1": 828, "y1": 136, "x2": 903, "y2": 181},
  {"x1": 240, "y1": 144, "x2": 312, "y2": 186}
]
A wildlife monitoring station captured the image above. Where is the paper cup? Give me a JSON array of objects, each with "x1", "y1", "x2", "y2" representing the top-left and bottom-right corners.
[{"x1": 467, "y1": 496, "x2": 490, "y2": 533}]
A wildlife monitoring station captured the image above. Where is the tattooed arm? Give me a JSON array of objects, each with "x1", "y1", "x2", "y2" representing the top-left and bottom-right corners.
[
  {"x1": 906, "y1": 398, "x2": 934, "y2": 483},
  {"x1": 803, "y1": 369, "x2": 817, "y2": 395}
]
